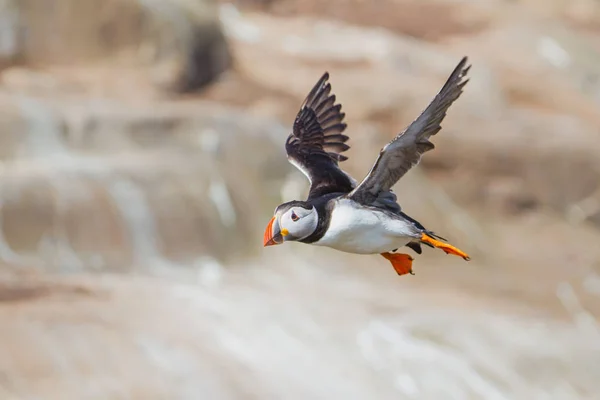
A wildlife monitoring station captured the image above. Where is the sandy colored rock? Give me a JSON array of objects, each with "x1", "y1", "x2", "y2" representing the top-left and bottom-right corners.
[
  {"x1": 0, "y1": 0, "x2": 231, "y2": 92},
  {"x1": 0, "y1": 0, "x2": 599, "y2": 398},
  {"x1": 219, "y1": 7, "x2": 600, "y2": 220},
  {"x1": 0, "y1": 96, "x2": 291, "y2": 270},
  {"x1": 0, "y1": 257, "x2": 599, "y2": 400}
]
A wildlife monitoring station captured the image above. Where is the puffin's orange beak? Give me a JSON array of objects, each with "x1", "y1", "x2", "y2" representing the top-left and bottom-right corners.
[{"x1": 263, "y1": 216, "x2": 283, "y2": 246}]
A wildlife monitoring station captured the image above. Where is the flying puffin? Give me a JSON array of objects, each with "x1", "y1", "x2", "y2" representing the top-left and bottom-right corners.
[{"x1": 263, "y1": 57, "x2": 471, "y2": 276}]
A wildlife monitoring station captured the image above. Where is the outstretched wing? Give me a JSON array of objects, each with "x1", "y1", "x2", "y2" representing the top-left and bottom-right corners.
[
  {"x1": 348, "y1": 57, "x2": 471, "y2": 205},
  {"x1": 286, "y1": 72, "x2": 356, "y2": 200}
]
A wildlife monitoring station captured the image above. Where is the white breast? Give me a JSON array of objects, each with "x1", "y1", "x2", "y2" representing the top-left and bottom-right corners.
[{"x1": 314, "y1": 199, "x2": 418, "y2": 254}]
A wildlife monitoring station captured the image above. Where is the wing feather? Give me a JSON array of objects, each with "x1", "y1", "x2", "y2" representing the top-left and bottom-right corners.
[
  {"x1": 348, "y1": 57, "x2": 471, "y2": 205},
  {"x1": 285, "y1": 72, "x2": 356, "y2": 199}
]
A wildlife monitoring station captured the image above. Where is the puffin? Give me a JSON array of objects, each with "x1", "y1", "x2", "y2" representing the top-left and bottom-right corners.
[{"x1": 263, "y1": 57, "x2": 471, "y2": 276}]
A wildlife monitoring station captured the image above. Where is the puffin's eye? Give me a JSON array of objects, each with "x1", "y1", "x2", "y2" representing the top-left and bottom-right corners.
[{"x1": 291, "y1": 211, "x2": 299, "y2": 222}]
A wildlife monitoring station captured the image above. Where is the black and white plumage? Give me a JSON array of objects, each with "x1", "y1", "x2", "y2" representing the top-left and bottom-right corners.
[
  {"x1": 285, "y1": 72, "x2": 356, "y2": 199},
  {"x1": 264, "y1": 57, "x2": 472, "y2": 275},
  {"x1": 348, "y1": 58, "x2": 470, "y2": 206}
]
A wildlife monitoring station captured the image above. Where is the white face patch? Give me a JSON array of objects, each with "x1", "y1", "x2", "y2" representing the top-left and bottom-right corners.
[{"x1": 279, "y1": 206, "x2": 318, "y2": 241}]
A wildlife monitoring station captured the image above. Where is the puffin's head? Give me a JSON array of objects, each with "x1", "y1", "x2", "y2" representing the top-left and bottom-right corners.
[{"x1": 263, "y1": 201, "x2": 318, "y2": 246}]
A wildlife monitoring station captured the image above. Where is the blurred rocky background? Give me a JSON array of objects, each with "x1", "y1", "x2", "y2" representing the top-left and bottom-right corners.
[{"x1": 1, "y1": 0, "x2": 600, "y2": 398}]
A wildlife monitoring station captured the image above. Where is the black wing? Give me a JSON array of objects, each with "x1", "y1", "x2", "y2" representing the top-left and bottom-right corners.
[
  {"x1": 348, "y1": 57, "x2": 470, "y2": 205},
  {"x1": 285, "y1": 72, "x2": 356, "y2": 200}
]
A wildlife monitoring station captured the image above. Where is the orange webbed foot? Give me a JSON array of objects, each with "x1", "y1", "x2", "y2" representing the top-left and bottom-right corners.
[
  {"x1": 421, "y1": 233, "x2": 471, "y2": 261},
  {"x1": 381, "y1": 252, "x2": 415, "y2": 276}
]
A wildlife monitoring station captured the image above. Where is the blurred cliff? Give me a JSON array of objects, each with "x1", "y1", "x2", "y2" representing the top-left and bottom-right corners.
[{"x1": 1, "y1": 0, "x2": 600, "y2": 399}]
